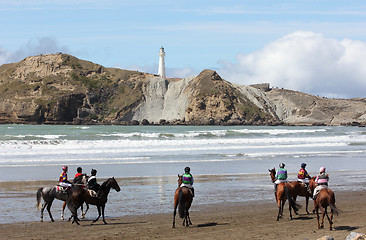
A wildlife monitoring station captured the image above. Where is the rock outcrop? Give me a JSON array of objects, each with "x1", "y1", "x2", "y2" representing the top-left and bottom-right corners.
[{"x1": 0, "y1": 53, "x2": 365, "y2": 126}]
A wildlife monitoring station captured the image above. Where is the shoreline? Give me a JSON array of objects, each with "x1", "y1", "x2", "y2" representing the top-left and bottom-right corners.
[{"x1": 1, "y1": 190, "x2": 365, "y2": 240}]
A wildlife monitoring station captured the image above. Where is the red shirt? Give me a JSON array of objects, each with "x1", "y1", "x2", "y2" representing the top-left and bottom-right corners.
[{"x1": 74, "y1": 173, "x2": 82, "y2": 178}]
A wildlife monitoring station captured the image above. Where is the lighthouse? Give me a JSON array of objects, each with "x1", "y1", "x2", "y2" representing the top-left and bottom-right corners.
[{"x1": 158, "y1": 46, "x2": 166, "y2": 78}]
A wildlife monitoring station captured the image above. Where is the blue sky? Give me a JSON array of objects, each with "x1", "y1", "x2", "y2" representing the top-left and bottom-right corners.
[{"x1": 1, "y1": 0, "x2": 366, "y2": 98}]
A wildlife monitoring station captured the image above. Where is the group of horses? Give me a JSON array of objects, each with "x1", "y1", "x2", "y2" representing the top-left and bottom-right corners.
[
  {"x1": 268, "y1": 168, "x2": 340, "y2": 230},
  {"x1": 36, "y1": 170, "x2": 339, "y2": 229},
  {"x1": 36, "y1": 176, "x2": 120, "y2": 225},
  {"x1": 36, "y1": 174, "x2": 192, "y2": 227}
]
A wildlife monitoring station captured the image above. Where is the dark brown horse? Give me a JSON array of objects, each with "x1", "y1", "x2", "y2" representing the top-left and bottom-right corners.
[
  {"x1": 172, "y1": 174, "x2": 193, "y2": 228},
  {"x1": 67, "y1": 177, "x2": 120, "y2": 225},
  {"x1": 308, "y1": 178, "x2": 340, "y2": 230},
  {"x1": 268, "y1": 168, "x2": 301, "y2": 221}
]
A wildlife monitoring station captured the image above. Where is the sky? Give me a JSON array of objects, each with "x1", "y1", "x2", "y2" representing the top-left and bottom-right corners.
[{"x1": 1, "y1": 0, "x2": 366, "y2": 98}]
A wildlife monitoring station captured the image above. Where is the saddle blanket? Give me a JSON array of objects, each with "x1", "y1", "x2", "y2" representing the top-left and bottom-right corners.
[
  {"x1": 88, "y1": 189, "x2": 98, "y2": 197},
  {"x1": 56, "y1": 186, "x2": 68, "y2": 192}
]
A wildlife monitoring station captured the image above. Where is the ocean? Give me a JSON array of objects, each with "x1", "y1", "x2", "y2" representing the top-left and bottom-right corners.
[{"x1": 1, "y1": 124, "x2": 366, "y2": 223}]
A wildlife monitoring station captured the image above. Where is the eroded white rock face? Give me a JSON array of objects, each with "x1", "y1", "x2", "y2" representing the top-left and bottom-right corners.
[
  {"x1": 132, "y1": 76, "x2": 194, "y2": 122},
  {"x1": 11, "y1": 54, "x2": 72, "y2": 80}
]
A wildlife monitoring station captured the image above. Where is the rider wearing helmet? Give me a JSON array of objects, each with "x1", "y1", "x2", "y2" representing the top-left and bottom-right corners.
[
  {"x1": 274, "y1": 163, "x2": 287, "y2": 192},
  {"x1": 87, "y1": 169, "x2": 101, "y2": 197},
  {"x1": 298, "y1": 163, "x2": 311, "y2": 184},
  {"x1": 73, "y1": 167, "x2": 84, "y2": 183},
  {"x1": 180, "y1": 167, "x2": 194, "y2": 197},
  {"x1": 313, "y1": 167, "x2": 329, "y2": 200},
  {"x1": 58, "y1": 165, "x2": 72, "y2": 191}
]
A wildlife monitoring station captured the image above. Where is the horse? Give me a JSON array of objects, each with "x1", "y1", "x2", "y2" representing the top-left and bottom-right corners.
[
  {"x1": 36, "y1": 175, "x2": 88, "y2": 222},
  {"x1": 288, "y1": 177, "x2": 316, "y2": 214},
  {"x1": 268, "y1": 168, "x2": 301, "y2": 221},
  {"x1": 308, "y1": 177, "x2": 340, "y2": 230},
  {"x1": 172, "y1": 174, "x2": 193, "y2": 228},
  {"x1": 67, "y1": 177, "x2": 120, "y2": 225}
]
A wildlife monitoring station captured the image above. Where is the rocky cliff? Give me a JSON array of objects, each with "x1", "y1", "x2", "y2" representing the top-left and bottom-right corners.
[{"x1": 0, "y1": 53, "x2": 365, "y2": 126}]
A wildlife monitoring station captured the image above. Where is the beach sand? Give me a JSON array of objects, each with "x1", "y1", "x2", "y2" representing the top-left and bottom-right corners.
[{"x1": 1, "y1": 190, "x2": 365, "y2": 240}]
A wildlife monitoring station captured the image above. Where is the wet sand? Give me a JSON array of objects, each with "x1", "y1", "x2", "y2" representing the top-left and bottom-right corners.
[{"x1": 1, "y1": 190, "x2": 365, "y2": 240}]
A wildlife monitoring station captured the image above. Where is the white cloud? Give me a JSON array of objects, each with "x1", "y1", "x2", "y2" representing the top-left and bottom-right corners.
[{"x1": 218, "y1": 31, "x2": 366, "y2": 98}]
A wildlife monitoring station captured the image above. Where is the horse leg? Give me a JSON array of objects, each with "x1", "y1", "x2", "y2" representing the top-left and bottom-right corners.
[
  {"x1": 172, "y1": 203, "x2": 177, "y2": 228},
  {"x1": 46, "y1": 200, "x2": 55, "y2": 222},
  {"x1": 276, "y1": 200, "x2": 282, "y2": 221},
  {"x1": 61, "y1": 201, "x2": 66, "y2": 220},
  {"x1": 305, "y1": 196, "x2": 309, "y2": 214},
  {"x1": 288, "y1": 201, "x2": 293, "y2": 220},
  {"x1": 102, "y1": 205, "x2": 107, "y2": 224},
  {"x1": 320, "y1": 206, "x2": 325, "y2": 229},
  {"x1": 82, "y1": 203, "x2": 89, "y2": 219},
  {"x1": 40, "y1": 202, "x2": 47, "y2": 222},
  {"x1": 316, "y1": 205, "x2": 320, "y2": 229},
  {"x1": 329, "y1": 208, "x2": 334, "y2": 230},
  {"x1": 93, "y1": 206, "x2": 101, "y2": 223},
  {"x1": 325, "y1": 207, "x2": 333, "y2": 230},
  {"x1": 187, "y1": 211, "x2": 192, "y2": 225},
  {"x1": 185, "y1": 210, "x2": 189, "y2": 227}
]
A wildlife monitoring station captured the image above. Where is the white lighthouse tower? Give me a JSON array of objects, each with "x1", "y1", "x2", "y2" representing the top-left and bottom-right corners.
[{"x1": 158, "y1": 46, "x2": 166, "y2": 78}]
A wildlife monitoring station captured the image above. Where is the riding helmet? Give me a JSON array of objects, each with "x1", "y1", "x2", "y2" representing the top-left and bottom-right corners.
[
  {"x1": 91, "y1": 169, "x2": 97, "y2": 175},
  {"x1": 77, "y1": 167, "x2": 82, "y2": 173},
  {"x1": 279, "y1": 163, "x2": 285, "y2": 168},
  {"x1": 184, "y1": 167, "x2": 190, "y2": 173},
  {"x1": 319, "y1": 167, "x2": 326, "y2": 173},
  {"x1": 301, "y1": 163, "x2": 306, "y2": 168},
  {"x1": 62, "y1": 165, "x2": 68, "y2": 171}
]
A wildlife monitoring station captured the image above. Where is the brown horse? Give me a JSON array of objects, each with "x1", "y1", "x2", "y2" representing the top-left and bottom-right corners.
[
  {"x1": 288, "y1": 177, "x2": 315, "y2": 214},
  {"x1": 172, "y1": 174, "x2": 193, "y2": 228},
  {"x1": 268, "y1": 168, "x2": 301, "y2": 221},
  {"x1": 67, "y1": 177, "x2": 120, "y2": 225},
  {"x1": 308, "y1": 178, "x2": 340, "y2": 230}
]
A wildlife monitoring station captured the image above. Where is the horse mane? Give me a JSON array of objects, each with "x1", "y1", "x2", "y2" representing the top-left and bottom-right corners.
[{"x1": 101, "y1": 178, "x2": 112, "y2": 188}]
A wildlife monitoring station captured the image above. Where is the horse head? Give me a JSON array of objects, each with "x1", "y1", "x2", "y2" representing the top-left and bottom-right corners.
[
  {"x1": 308, "y1": 176, "x2": 316, "y2": 195},
  {"x1": 268, "y1": 168, "x2": 276, "y2": 183},
  {"x1": 109, "y1": 177, "x2": 121, "y2": 192}
]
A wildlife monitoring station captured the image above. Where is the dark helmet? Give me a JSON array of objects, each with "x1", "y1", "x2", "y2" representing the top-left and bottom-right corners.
[
  {"x1": 184, "y1": 167, "x2": 190, "y2": 173},
  {"x1": 279, "y1": 163, "x2": 285, "y2": 168},
  {"x1": 91, "y1": 169, "x2": 97, "y2": 175},
  {"x1": 77, "y1": 167, "x2": 82, "y2": 173},
  {"x1": 301, "y1": 163, "x2": 306, "y2": 168},
  {"x1": 62, "y1": 165, "x2": 68, "y2": 171}
]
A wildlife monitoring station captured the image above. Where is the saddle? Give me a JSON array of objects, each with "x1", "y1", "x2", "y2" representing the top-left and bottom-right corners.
[{"x1": 181, "y1": 186, "x2": 193, "y2": 196}]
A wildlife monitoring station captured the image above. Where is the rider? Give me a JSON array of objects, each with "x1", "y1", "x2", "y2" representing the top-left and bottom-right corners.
[
  {"x1": 274, "y1": 163, "x2": 287, "y2": 193},
  {"x1": 297, "y1": 163, "x2": 311, "y2": 191},
  {"x1": 180, "y1": 167, "x2": 194, "y2": 197},
  {"x1": 73, "y1": 166, "x2": 83, "y2": 184},
  {"x1": 313, "y1": 166, "x2": 329, "y2": 200},
  {"x1": 58, "y1": 165, "x2": 72, "y2": 191},
  {"x1": 87, "y1": 169, "x2": 101, "y2": 197}
]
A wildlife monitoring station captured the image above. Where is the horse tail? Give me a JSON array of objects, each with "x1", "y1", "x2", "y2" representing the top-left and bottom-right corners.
[
  {"x1": 284, "y1": 186, "x2": 301, "y2": 212},
  {"x1": 329, "y1": 203, "x2": 340, "y2": 215},
  {"x1": 178, "y1": 190, "x2": 185, "y2": 219},
  {"x1": 36, "y1": 187, "x2": 43, "y2": 210}
]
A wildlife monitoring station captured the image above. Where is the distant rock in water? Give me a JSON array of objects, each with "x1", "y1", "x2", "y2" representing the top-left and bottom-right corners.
[{"x1": 0, "y1": 53, "x2": 365, "y2": 126}]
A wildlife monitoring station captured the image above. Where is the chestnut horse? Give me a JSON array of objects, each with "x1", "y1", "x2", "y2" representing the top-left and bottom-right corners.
[
  {"x1": 172, "y1": 174, "x2": 193, "y2": 228},
  {"x1": 67, "y1": 177, "x2": 120, "y2": 225},
  {"x1": 308, "y1": 178, "x2": 340, "y2": 230},
  {"x1": 288, "y1": 177, "x2": 316, "y2": 214},
  {"x1": 268, "y1": 168, "x2": 301, "y2": 221}
]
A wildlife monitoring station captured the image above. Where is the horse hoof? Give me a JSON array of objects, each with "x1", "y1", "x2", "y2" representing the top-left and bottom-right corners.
[{"x1": 51, "y1": 219, "x2": 55, "y2": 222}]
